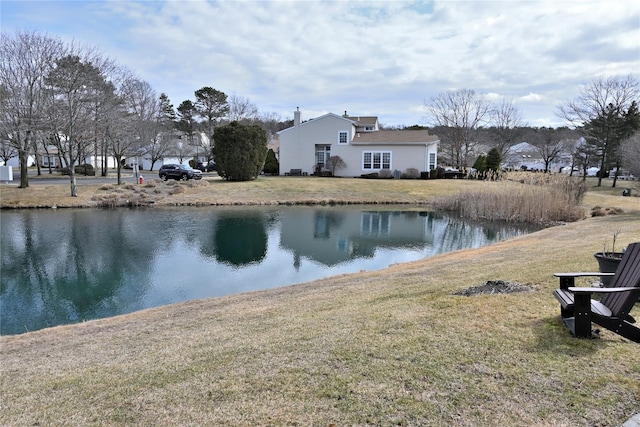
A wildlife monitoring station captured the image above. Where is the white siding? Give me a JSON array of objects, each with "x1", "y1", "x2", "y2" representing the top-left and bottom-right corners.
[
  {"x1": 278, "y1": 111, "x2": 438, "y2": 177},
  {"x1": 278, "y1": 113, "x2": 353, "y2": 175}
]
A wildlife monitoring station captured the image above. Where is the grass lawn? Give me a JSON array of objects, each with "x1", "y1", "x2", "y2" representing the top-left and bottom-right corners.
[{"x1": 1, "y1": 175, "x2": 639, "y2": 426}]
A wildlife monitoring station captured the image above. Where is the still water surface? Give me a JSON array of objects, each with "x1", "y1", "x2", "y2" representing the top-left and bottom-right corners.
[{"x1": 1, "y1": 206, "x2": 539, "y2": 335}]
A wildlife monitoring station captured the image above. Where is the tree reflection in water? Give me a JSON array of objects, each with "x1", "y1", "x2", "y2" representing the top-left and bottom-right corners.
[{"x1": 0, "y1": 206, "x2": 539, "y2": 335}]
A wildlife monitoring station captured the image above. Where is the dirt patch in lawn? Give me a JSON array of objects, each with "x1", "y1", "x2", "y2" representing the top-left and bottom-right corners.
[{"x1": 454, "y1": 280, "x2": 536, "y2": 296}]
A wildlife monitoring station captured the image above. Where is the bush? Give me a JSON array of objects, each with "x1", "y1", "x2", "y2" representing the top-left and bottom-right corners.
[
  {"x1": 430, "y1": 166, "x2": 445, "y2": 179},
  {"x1": 263, "y1": 149, "x2": 279, "y2": 175},
  {"x1": 360, "y1": 172, "x2": 379, "y2": 179},
  {"x1": 212, "y1": 122, "x2": 268, "y2": 181},
  {"x1": 379, "y1": 169, "x2": 393, "y2": 178},
  {"x1": 327, "y1": 155, "x2": 346, "y2": 175},
  {"x1": 402, "y1": 168, "x2": 420, "y2": 179},
  {"x1": 59, "y1": 164, "x2": 95, "y2": 176}
]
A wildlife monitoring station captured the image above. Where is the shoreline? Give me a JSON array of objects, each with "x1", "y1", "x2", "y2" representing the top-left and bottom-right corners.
[{"x1": 1, "y1": 178, "x2": 639, "y2": 426}]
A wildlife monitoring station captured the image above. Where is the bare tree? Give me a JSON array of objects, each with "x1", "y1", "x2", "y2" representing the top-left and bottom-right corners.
[
  {"x1": 228, "y1": 94, "x2": 259, "y2": 123},
  {"x1": 103, "y1": 71, "x2": 158, "y2": 184},
  {"x1": 145, "y1": 93, "x2": 175, "y2": 170},
  {"x1": 559, "y1": 75, "x2": 639, "y2": 186},
  {"x1": 619, "y1": 131, "x2": 640, "y2": 180},
  {"x1": 571, "y1": 137, "x2": 597, "y2": 180},
  {"x1": 257, "y1": 111, "x2": 290, "y2": 147},
  {"x1": 0, "y1": 30, "x2": 64, "y2": 188},
  {"x1": 424, "y1": 89, "x2": 491, "y2": 168},
  {"x1": 45, "y1": 53, "x2": 111, "y2": 196},
  {"x1": 0, "y1": 137, "x2": 18, "y2": 165},
  {"x1": 526, "y1": 127, "x2": 572, "y2": 173},
  {"x1": 488, "y1": 97, "x2": 526, "y2": 159},
  {"x1": 327, "y1": 155, "x2": 346, "y2": 176}
]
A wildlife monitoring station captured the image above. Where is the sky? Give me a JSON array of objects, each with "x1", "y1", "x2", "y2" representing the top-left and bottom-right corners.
[{"x1": 2, "y1": 0, "x2": 639, "y2": 128}]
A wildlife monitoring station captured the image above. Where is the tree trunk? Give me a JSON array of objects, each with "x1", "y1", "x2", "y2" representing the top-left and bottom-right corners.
[
  {"x1": 69, "y1": 168, "x2": 77, "y2": 197},
  {"x1": 34, "y1": 152, "x2": 42, "y2": 176},
  {"x1": 597, "y1": 154, "x2": 605, "y2": 187},
  {"x1": 611, "y1": 160, "x2": 621, "y2": 188},
  {"x1": 18, "y1": 149, "x2": 29, "y2": 188}
]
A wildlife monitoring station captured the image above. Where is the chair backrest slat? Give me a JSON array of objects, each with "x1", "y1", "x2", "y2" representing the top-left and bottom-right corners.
[{"x1": 601, "y1": 242, "x2": 640, "y2": 316}]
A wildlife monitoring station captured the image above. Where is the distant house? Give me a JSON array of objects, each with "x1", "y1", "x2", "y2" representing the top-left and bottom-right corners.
[
  {"x1": 277, "y1": 109, "x2": 439, "y2": 177},
  {"x1": 125, "y1": 131, "x2": 210, "y2": 171},
  {"x1": 503, "y1": 142, "x2": 573, "y2": 172}
]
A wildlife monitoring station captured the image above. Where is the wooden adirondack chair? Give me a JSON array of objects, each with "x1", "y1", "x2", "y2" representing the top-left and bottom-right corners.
[{"x1": 553, "y1": 242, "x2": 640, "y2": 342}]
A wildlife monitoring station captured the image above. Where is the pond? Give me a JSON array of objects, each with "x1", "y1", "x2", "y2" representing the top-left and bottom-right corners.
[{"x1": 0, "y1": 206, "x2": 540, "y2": 335}]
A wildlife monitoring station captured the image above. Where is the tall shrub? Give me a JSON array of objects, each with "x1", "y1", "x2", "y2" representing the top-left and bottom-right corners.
[
  {"x1": 212, "y1": 121, "x2": 267, "y2": 181},
  {"x1": 486, "y1": 148, "x2": 502, "y2": 172},
  {"x1": 263, "y1": 148, "x2": 279, "y2": 175},
  {"x1": 473, "y1": 155, "x2": 487, "y2": 172}
]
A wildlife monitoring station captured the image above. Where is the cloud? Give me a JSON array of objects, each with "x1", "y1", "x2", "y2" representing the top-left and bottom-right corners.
[
  {"x1": 2, "y1": 0, "x2": 639, "y2": 127},
  {"x1": 519, "y1": 93, "x2": 544, "y2": 103}
]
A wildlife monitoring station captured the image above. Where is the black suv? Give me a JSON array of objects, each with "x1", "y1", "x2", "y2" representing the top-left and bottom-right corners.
[
  {"x1": 158, "y1": 164, "x2": 202, "y2": 181},
  {"x1": 196, "y1": 161, "x2": 216, "y2": 172}
]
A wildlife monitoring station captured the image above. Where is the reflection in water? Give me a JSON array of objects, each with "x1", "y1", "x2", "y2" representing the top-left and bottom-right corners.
[
  {"x1": 0, "y1": 206, "x2": 538, "y2": 335},
  {"x1": 214, "y1": 212, "x2": 268, "y2": 266}
]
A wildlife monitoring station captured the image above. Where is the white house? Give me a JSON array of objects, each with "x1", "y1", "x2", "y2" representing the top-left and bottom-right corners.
[
  {"x1": 277, "y1": 109, "x2": 439, "y2": 177},
  {"x1": 503, "y1": 141, "x2": 575, "y2": 172}
]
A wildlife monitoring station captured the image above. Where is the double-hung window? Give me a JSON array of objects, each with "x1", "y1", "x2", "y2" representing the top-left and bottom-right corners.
[
  {"x1": 338, "y1": 131, "x2": 348, "y2": 144},
  {"x1": 362, "y1": 151, "x2": 391, "y2": 171},
  {"x1": 429, "y1": 152, "x2": 436, "y2": 170}
]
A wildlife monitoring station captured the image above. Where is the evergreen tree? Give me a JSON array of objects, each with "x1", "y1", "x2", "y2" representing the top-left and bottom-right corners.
[
  {"x1": 263, "y1": 148, "x2": 279, "y2": 174},
  {"x1": 212, "y1": 121, "x2": 267, "y2": 181},
  {"x1": 195, "y1": 87, "x2": 228, "y2": 139},
  {"x1": 472, "y1": 155, "x2": 487, "y2": 172},
  {"x1": 485, "y1": 147, "x2": 502, "y2": 172}
]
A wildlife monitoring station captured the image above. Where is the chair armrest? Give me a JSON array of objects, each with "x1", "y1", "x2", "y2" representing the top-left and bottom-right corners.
[
  {"x1": 555, "y1": 272, "x2": 616, "y2": 290},
  {"x1": 568, "y1": 286, "x2": 639, "y2": 294},
  {"x1": 554, "y1": 272, "x2": 615, "y2": 278}
]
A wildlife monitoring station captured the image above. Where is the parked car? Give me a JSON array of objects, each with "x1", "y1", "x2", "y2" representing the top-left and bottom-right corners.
[
  {"x1": 158, "y1": 164, "x2": 202, "y2": 181},
  {"x1": 206, "y1": 161, "x2": 217, "y2": 172},
  {"x1": 195, "y1": 162, "x2": 207, "y2": 172}
]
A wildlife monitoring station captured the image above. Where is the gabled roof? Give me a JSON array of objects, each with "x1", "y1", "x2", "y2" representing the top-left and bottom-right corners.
[
  {"x1": 277, "y1": 112, "x2": 354, "y2": 134},
  {"x1": 344, "y1": 116, "x2": 378, "y2": 126},
  {"x1": 350, "y1": 130, "x2": 439, "y2": 145}
]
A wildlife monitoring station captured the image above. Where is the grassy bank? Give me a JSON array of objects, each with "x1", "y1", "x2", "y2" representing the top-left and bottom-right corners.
[
  {"x1": 0, "y1": 175, "x2": 480, "y2": 208},
  {"x1": 1, "y1": 176, "x2": 639, "y2": 426}
]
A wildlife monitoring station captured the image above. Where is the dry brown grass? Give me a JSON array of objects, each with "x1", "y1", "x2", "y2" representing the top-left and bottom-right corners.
[
  {"x1": 1, "y1": 174, "x2": 640, "y2": 426},
  {"x1": 433, "y1": 174, "x2": 587, "y2": 224},
  {"x1": 1, "y1": 176, "x2": 482, "y2": 209}
]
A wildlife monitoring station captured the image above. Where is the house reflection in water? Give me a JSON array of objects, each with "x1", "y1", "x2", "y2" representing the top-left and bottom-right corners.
[{"x1": 279, "y1": 207, "x2": 505, "y2": 269}]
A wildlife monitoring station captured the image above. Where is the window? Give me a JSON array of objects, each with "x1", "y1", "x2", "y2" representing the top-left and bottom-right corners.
[
  {"x1": 361, "y1": 212, "x2": 390, "y2": 236},
  {"x1": 362, "y1": 151, "x2": 391, "y2": 171},
  {"x1": 314, "y1": 213, "x2": 330, "y2": 238},
  {"x1": 42, "y1": 156, "x2": 57, "y2": 167},
  {"x1": 338, "y1": 131, "x2": 348, "y2": 144},
  {"x1": 316, "y1": 145, "x2": 331, "y2": 168},
  {"x1": 429, "y1": 152, "x2": 436, "y2": 170}
]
